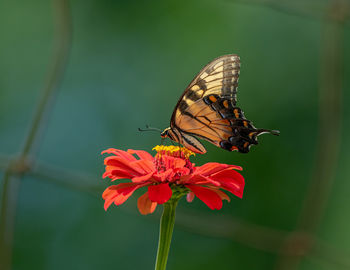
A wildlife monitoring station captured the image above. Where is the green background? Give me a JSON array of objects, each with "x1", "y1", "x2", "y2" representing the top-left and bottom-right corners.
[{"x1": 1, "y1": 0, "x2": 349, "y2": 269}]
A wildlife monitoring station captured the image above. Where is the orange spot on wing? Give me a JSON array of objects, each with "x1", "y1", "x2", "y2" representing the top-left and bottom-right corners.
[
  {"x1": 234, "y1": 109, "x2": 239, "y2": 118},
  {"x1": 243, "y1": 142, "x2": 249, "y2": 148},
  {"x1": 231, "y1": 146, "x2": 238, "y2": 151},
  {"x1": 248, "y1": 132, "x2": 255, "y2": 138},
  {"x1": 209, "y1": 95, "x2": 217, "y2": 103},
  {"x1": 243, "y1": 121, "x2": 248, "y2": 127},
  {"x1": 223, "y1": 100, "x2": 229, "y2": 108}
]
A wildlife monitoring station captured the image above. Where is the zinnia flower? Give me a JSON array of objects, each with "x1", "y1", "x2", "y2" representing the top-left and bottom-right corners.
[{"x1": 102, "y1": 145, "x2": 245, "y2": 215}]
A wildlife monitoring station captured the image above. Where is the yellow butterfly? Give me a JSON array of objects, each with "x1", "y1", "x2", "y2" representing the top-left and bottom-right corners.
[{"x1": 161, "y1": 54, "x2": 279, "y2": 154}]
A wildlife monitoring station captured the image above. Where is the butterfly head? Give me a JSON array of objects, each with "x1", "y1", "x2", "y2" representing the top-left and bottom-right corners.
[
  {"x1": 161, "y1": 127, "x2": 180, "y2": 145},
  {"x1": 160, "y1": 127, "x2": 171, "y2": 139},
  {"x1": 161, "y1": 127, "x2": 207, "y2": 154},
  {"x1": 161, "y1": 127, "x2": 181, "y2": 144}
]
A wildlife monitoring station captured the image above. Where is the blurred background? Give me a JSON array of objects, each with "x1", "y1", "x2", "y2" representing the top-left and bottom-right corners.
[{"x1": 0, "y1": 0, "x2": 349, "y2": 269}]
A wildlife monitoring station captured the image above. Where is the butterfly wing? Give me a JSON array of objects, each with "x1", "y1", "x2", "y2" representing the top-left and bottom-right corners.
[{"x1": 170, "y1": 54, "x2": 278, "y2": 153}]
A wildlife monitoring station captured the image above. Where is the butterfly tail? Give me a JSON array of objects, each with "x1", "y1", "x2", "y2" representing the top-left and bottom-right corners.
[{"x1": 256, "y1": 129, "x2": 280, "y2": 136}]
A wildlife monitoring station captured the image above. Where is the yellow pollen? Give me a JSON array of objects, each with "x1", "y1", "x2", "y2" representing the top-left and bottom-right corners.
[{"x1": 153, "y1": 145, "x2": 195, "y2": 159}]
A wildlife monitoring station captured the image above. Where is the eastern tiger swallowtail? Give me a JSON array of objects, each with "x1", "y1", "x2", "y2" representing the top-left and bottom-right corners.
[{"x1": 161, "y1": 54, "x2": 279, "y2": 154}]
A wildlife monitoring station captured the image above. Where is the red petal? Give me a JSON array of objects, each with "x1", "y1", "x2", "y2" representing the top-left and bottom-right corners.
[
  {"x1": 211, "y1": 189, "x2": 231, "y2": 202},
  {"x1": 104, "y1": 196, "x2": 116, "y2": 210},
  {"x1": 113, "y1": 192, "x2": 134, "y2": 206},
  {"x1": 128, "y1": 149, "x2": 154, "y2": 161},
  {"x1": 172, "y1": 158, "x2": 186, "y2": 169},
  {"x1": 103, "y1": 168, "x2": 133, "y2": 180},
  {"x1": 102, "y1": 183, "x2": 148, "y2": 210},
  {"x1": 102, "y1": 183, "x2": 137, "y2": 199},
  {"x1": 211, "y1": 168, "x2": 245, "y2": 184},
  {"x1": 104, "y1": 157, "x2": 141, "y2": 175},
  {"x1": 195, "y1": 163, "x2": 229, "y2": 176},
  {"x1": 137, "y1": 192, "x2": 157, "y2": 215},
  {"x1": 152, "y1": 169, "x2": 174, "y2": 182},
  {"x1": 186, "y1": 185, "x2": 223, "y2": 210},
  {"x1": 148, "y1": 183, "x2": 172, "y2": 204},
  {"x1": 184, "y1": 174, "x2": 220, "y2": 186},
  {"x1": 130, "y1": 159, "x2": 155, "y2": 174},
  {"x1": 186, "y1": 192, "x2": 195, "y2": 202},
  {"x1": 210, "y1": 169, "x2": 245, "y2": 198},
  {"x1": 220, "y1": 182, "x2": 244, "y2": 198},
  {"x1": 104, "y1": 157, "x2": 154, "y2": 176},
  {"x1": 195, "y1": 162, "x2": 242, "y2": 176},
  {"x1": 101, "y1": 148, "x2": 137, "y2": 162},
  {"x1": 132, "y1": 172, "x2": 154, "y2": 183},
  {"x1": 101, "y1": 148, "x2": 119, "y2": 155}
]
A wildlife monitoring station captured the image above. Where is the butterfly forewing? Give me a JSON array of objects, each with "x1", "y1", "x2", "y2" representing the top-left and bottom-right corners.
[
  {"x1": 171, "y1": 55, "x2": 240, "y2": 118},
  {"x1": 168, "y1": 54, "x2": 278, "y2": 153}
]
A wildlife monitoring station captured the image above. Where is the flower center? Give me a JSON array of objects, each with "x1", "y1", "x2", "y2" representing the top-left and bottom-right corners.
[
  {"x1": 152, "y1": 145, "x2": 195, "y2": 180},
  {"x1": 152, "y1": 145, "x2": 195, "y2": 159}
]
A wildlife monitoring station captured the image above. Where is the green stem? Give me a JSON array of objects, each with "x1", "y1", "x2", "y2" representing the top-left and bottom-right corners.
[{"x1": 155, "y1": 199, "x2": 179, "y2": 270}]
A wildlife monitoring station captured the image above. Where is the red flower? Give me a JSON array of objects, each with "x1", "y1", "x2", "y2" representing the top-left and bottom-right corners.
[{"x1": 102, "y1": 146, "x2": 245, "y2": 215}]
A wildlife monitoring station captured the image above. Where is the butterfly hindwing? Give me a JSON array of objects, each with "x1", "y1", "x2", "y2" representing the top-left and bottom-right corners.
[{"x1": 174, "y1": 94, "x2": 259, "y2": 153}]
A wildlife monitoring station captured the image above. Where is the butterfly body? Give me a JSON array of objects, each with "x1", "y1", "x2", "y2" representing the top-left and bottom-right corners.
[{"x1": 161, "y1": 54, "x2": 279, "y2": 154}]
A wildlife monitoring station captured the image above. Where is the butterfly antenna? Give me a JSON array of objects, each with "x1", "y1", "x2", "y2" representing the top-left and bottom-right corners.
[
  {"x1": 138, "y1": 125, "x2": 162, "y2": 133},
  {"x1": 257, "y1": 129, "x2": 280, "y2": 136}
]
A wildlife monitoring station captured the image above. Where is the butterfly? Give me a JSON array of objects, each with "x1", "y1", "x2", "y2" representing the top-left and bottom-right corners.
[{"x1": 160, "y1": 54, "x2": 279, "y2": 154}]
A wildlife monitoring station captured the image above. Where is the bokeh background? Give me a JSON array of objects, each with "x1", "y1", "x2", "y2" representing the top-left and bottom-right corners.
[{"x1": 1, "y1": 0, "x2": 349, "y2": 269}]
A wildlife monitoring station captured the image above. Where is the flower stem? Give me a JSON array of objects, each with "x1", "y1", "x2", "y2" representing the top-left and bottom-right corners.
[{"x1": 155, "y1": 199, "x2": 179, "y2": 270}]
